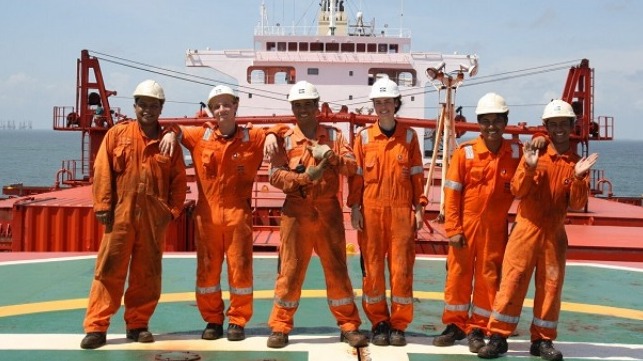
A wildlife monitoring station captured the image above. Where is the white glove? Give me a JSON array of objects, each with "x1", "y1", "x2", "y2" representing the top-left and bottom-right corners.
[
  {"x1": 351, "y1": 205, "x2": 363, "y2": 231},
  {"x1": 308, "y1": 142, "x2": 334, "y2": 161},
  {"x1": 304, "y1": 157, "x2": 329, "y2": 181}
]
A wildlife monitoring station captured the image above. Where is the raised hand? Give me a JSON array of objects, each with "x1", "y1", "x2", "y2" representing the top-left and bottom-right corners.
[
  {"x1": 575, "y1": 152, "x2": 599, "y2": 178},
  {"x1": 522, "y1": 141, "x2": 539, "y2": 168}
]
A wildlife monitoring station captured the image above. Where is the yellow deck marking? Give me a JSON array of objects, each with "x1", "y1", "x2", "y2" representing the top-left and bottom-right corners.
[{"x1": 1, "y1": 289, "x2": 642, "y2": 321}]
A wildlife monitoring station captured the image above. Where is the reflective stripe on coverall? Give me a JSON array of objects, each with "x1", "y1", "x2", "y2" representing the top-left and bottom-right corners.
[
  {"x1": 347, "y1": 124, "x2": 428, "y2": 331},
  {"x1": 181, "y1": 122, "x2": 266, "y2": 327},
  {"x1": 487, "y1": 144, "x2": 588, "y2": 341},
  {"x1": 268, "y1": 125, "x2": 362, "y2": 334},
  {"x1": 442, "y1": 136, "x2": 521, "y2": 334},
  {"x1": 84, "y1": 120, "x2": 187, "y2": 332}
]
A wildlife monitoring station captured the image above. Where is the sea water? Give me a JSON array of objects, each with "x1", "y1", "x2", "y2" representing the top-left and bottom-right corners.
[{"x1": 0, "y1": 130, "x2": 642, "y2": 197}]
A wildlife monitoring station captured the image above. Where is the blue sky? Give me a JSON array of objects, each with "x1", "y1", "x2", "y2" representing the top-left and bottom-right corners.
[{"x1": 1, "y1": 0, "x2": 642, "y2": 140}]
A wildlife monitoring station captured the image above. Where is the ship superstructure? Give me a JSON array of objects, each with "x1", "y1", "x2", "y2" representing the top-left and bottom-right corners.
[{"x1": 184, "y1": 1, "x2": 478, "y2": 142}]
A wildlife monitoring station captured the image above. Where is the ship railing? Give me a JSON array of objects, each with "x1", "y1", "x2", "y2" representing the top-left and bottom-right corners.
[
  {"x1": 595, "y1": 115, "x2": 614, "y2": 140},
  {"x1": 254, "y1": 24, "x2": 411, "y2": 38},
  {"x1": 53, "y1": 106, "x2": 77, "y2": 130},
  {"x1": 253, "y1": 51, "x2": 411, "y2": 65}
]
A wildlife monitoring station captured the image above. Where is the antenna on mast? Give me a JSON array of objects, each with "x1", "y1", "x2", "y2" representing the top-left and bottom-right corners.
[{"x1": 400, "y1": 0, "x2": 404, "y2": 37}]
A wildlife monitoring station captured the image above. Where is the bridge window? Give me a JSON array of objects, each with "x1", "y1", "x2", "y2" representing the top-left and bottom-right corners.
[
  {"x1": 307, "y1": 68, "x2": 319, "y2": 76},
  {"x1": 310, "y1": 42, "x2": 323, "y2": 52},
  {"x1": 326, "y1": 42, "x2": 339, "y2": 52},
  {"x1": 341, "y1": 43, "x2": 355, "y2": 52}
]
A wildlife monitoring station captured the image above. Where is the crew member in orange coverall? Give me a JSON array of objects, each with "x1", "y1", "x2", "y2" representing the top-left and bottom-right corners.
[
  {"x1": 478, "y1": 100, "x2": 598, "y2": 361},
  {"x1": 80, "y1": 80, "x2": 187, "y2": 349},
  {"x1": 159, "y1": 85, "x2": 279, "y2": 341},
  {"x1": 433, "y1": 93, "x2": 522, "y2": 353},
  {"x1": 347, "y1": 77, "x2": 427, "y2": 347},
  {"x1": 266, "y1": 81, "x2": 368, "y2": 349}
]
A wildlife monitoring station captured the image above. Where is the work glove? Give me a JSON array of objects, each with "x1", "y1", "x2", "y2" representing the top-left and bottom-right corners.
[
  {"x1": 308, "y1": 142, "x2": 334, "y2": 161},
  {"x1": 304, "y1": 157, "x2": 329, "y2": 181},
  {"x1": 448, "y1": 233, "x2": 466, "y2": 248},
  {"x1": 350, "y1": 205, "x2": 363, "y2": 231},
  {"x1": 95, "y1": 210, "x2": 113, "y2": 225},
  {"x1": 574, "y1": 152, "x2": 599, "y2": 178},
  {"x1": 415, "y1": 206, "x2": 425, "y2": 231}
]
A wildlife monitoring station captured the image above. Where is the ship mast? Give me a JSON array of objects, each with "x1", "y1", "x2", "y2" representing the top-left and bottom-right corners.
[{"x1": 425, "y1": 60, "x2": 478, "y2": 221}]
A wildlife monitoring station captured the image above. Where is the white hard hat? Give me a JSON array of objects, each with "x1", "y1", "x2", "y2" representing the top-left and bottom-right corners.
[
  {"x1": 133, "y1": 80, "x2": 165, "y2": 101},
  {"x1": 207, "y1": 85, "x2": 238, "y2": 104},
  {"x1": 287, "y1": 81, "x2": 319, "y2": 102},
  {"x1": 475, "y1": 92, "x2": 509, "y2": 115},
  {"x1": 369, "y1": 76, "x2": 400, "y2": 99},
  {"x1": 542, "y1": 99, "x2": 575, "y2": 120}
]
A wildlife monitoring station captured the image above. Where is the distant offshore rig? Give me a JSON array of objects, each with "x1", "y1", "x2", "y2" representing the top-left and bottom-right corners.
[{"x1": 0, "y1": 120, "x2": 32, "y2": 130}]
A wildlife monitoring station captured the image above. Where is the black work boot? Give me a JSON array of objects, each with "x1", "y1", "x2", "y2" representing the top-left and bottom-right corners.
[
  {"x1": 227, "y1": 323, "x2": 245, "y2": 341},
  {"x1": 340, "y1": 329, "x2": 369, "y2": 347},
  {"x1": 389, "y1": 329, "x2": 407, "y2": 347},
  {"x1": 267, "y1": 332, "x2": 289, "y2": 348},
  {"x1": 126, "y1": 328, "x2": 154, "y2": 343},
  {"x1": 468, "y1": 328, "x2": 486, "y2": 353},
  {"x1": 80, "y1": 332, "x2": 106, "y2": 349},
  {"x1": 371, "y1": 322, "x2": 390, "y2": 346},
  {"x1": 477, "y1": 333, "x2": 508, "y2": 359},
  {"x1": 433, "y1": 323, "x2": 466, "y2": 346},
  {"x1": 530, "y1": 339, "x2": 563, "y2": 361},
  {"x1": 201, "y1": 323, "x2": 223, "y2": 340}
]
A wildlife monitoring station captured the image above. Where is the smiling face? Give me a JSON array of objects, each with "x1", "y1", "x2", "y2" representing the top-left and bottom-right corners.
[
  {"x1": 477, "y1": 113, "x2": 507, "y2": 148},
  {"x1": 290, "y1": 99, "x2": 319, "y2": 127},
  {"x1": 545, "y1": 116, "x2": 573, "y2": 149},
  {"x1": 133, "y1": 96, "x2": 163, "y2": 126},
  {"x1": 208, "y1": 94, "x2": 238, "y2": 127},
  {"x1": 372, "y1": 97, "x2": 397, "y2": 122}
]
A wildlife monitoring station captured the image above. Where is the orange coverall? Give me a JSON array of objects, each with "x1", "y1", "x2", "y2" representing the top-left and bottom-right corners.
[
  {"x1": 180, "y1": 122, "x2": 266, "y2": 327},
  {"x1": 487, "y1": 144, "x2": 588, "y2": 341},
  {"x1": 347, "y1": 124, "x2": 428, "y2": 331},
  {"x1": 84, "y1": 120, "x2": 186, "y2": 333},
  {"x1": 268, "y1": 124, "x2": 362, "y2": 334},
  {"x1": 442, "y1": 136, "x2": 521, "y2": 334}
]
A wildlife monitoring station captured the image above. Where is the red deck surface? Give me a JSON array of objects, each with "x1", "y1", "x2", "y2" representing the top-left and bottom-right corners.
[{"x1": 1, "y1": 176, "x2": 642, "y2": 261}]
